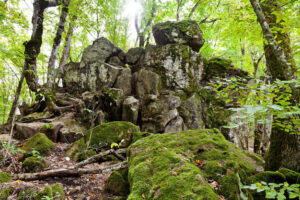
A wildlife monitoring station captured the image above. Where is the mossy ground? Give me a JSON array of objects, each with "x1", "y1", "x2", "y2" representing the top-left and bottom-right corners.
[
  {"x1": 128, "y1": 129, "x2": 263, "y2": 200},
  {"x1": 22, "y1": 133, "x2": 54, "y2": 155},
  {"x1": 0, "y1": 172, "x2": 12, "y2": 184},
  {"x1": 35, "y1": 184, "x2": 65, "y2": 200}
]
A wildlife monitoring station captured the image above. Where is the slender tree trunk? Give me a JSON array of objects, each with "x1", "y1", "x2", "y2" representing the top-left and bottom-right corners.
[
  {"x1": 250, "y1": 0, "x2": 300, "y2": 172},
  {"x1": 6, "y1": 66, "x2": 25, "y2": 124},
  {"x1": 176, "y1": 0, "x2": 182, "y2": 21},
  {"x1": 47, "y1": 0, "x2": 70, "y2": 87},
  {"x1": 58, "y1": 16, "x2": 75, "y2": 72},
  {"x1": 188, "y1": 0, "x2": 201, "y2": 19}
]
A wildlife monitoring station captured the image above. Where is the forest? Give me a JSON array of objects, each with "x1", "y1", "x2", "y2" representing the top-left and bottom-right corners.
[{"x1": 0, "y1": 0, "x2": 299, "y2": 199}]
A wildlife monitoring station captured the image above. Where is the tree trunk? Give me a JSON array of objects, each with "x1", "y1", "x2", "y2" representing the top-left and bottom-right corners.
[
  {"x1": 6, "y1": 67, "x2": 25, "y2": 124},
  {"x1": 47, "y1": 0, "x2": 70, "y2": 87},
  {"x1": 250, "y1": 0, "x2": 300, "y2": 172},
  {"x1": 58, "y1": 16, "x2": 76, "y2": 74},
  {"x1": 24, "y1": 0, "x2": 60, "y2": 92}
]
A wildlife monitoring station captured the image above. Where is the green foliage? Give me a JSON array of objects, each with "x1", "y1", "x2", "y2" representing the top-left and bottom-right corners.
[
  {"x1": 242, "y1": 181, "x2": 300, "y2": 200},
  {"x1": 210, "y1": 76, "x2": 300, "y2": 134}
]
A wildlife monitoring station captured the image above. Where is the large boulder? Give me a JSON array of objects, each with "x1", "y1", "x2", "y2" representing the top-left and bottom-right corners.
[
  {"x1": 152, "y1": 20, "x2": 205, "y2": 52},
  {"x1": 128, "y1": 129, "x2": 264, "y2": 200},
  {"x1": 63, "y1": 37, "x2": 128, "y2": 93},
  {"x1": 122, "y1": 96, "x2": 139, "y2": 124}
]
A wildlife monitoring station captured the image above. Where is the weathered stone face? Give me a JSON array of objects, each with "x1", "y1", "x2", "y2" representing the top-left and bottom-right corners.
[
  {"x1": 152, "y1": 20, "x2": 205, "y2": 52},
  {"x1": 143, "y1": 44, "x2": 205, "y2": 93},
  {"x1": 141, "y1": 94, "x2": 181, "y2": 133}
]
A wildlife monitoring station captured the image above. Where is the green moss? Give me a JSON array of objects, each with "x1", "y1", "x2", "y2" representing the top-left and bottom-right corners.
[
  {"x1": 204, "y1": 57, "x2": 249, "y2": 81},
  {"x1": 105, "y1": 169, "x2": 130, "y2": 196},
  {"x1": 35, "y1": 184, "x2": 64, "y2": 200},
  {"x1": 128, "y1": 129, "x2": 262, "y2": 199},
  {"x1": 247, "y1": 171, "x2": 286, "y2": 184},
  {"x1": 35, "y1": 185, "x2": 52, "y2": 200},
  {"x1": 22, "y1": 133, "x2": 54, "y2": 155},
  {"x1": 75, "y1": 150, "x2": 97, "y2": 162},
  {"x1": 51, "y1": 184, "x2": 65, "y2": 200},
  {"x1": 22, "y1": 156, "x2": 48, "y2": 173},
  {"x1": 0, "y1": 188, "x2": 11, "y2": 199},
  {"x1": 278, "y1": 168, "x2": 300, "y2": 184},
  {"x1": 132, "y1": 132, "x2": 151, "y2": 144},
  {"x1": 18, "y1": 188, "x2": 36, "y2": 200},
  {"x1": 68, "y1": 122, "x2": 140, "y2": 161},
  {"x1": 0, "y1": 172, "x2": 11, "y2": 184}
]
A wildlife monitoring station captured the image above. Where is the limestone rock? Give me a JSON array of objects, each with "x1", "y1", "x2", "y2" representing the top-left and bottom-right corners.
[
  {"x1": 178, "y1": 93, "x2": 205, "y2": 130},
  {"x1": 14, "y1": 113, "x2": 86, "y2": 143},
  {"x1": 126, "y1": 47, "x2": 145, "y2": 65},
  {"x1": 152, "y1": 20, "x2": 205, "y2": 52},
  {"x1": 133, "y1": 69, "x2": 162, "y2": 99},
  {"x1": 114, "y1": 68, "x2": 132, "y2": 96},
  {"x1": 63, "y1": 37, "x2": 127, "y2": 93},
  {"x1": 122, "y1": 96, "x2": 139, "y2": 124},
  {"x1": 128, "y1": 129, "x2": 263, "y2": 200},
  {"x1": 143, "y1": 44, "x2": 205, "y2": 92},
  {"x1": 164, "y1": 116, "x2": 185, "y2": 132},
  {"x1": 141, "y1": 94, "x2": 181, "y2": 133},
  {"x1": 81, "y1": 37, "x2": 125, "y2": 66}
]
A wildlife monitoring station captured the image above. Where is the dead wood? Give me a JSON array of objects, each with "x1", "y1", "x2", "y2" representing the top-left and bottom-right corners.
[{"x1": 13, "y1": 161, "x2": 127, "y2": 181}]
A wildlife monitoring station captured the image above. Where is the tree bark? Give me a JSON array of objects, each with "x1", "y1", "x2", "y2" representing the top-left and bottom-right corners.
[
  {"x1": 24, "y1": 0, "x2": 60, "y2": 92},
  {"x1": 58, "y1": 16, "x2": 76, "y2": 71},
  {"x1": 47, "y1": 0, "x2": 70, "y2": 86},
  {"x1": 250, "y1": 0, "x2": 300, "y2": 172}
]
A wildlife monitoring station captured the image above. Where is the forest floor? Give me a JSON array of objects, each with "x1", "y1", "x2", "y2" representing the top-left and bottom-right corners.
[{"x1": 1, "y1": 142, "x2": 112, "y2": 200}]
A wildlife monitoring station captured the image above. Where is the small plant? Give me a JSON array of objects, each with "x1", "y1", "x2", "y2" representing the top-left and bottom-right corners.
[
  {"x1": 242, "y1": 182, "x2": 300, "y2": 200},
  {"x1": 31, "y1": 148, "x2": 45, "y2": 160}
]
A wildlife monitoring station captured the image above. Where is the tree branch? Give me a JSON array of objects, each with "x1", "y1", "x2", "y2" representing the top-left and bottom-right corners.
[{"x1": 13, "y1": 161, "x2": 127, "y2": 181}]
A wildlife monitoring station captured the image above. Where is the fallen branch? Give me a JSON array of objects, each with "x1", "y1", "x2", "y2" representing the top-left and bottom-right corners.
[
  {"x1": 75, "y1": 148, "x2": 126, "y2": 169},
  {"x1": 13, "y1": 161, "x2": 127, "y2": 181}
]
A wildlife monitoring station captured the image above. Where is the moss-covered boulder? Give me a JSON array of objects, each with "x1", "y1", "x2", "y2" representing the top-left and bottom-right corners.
[
  {"x1": 35, "y1": 184, "x2": 65, "y2": 200},
  {"x1": 22, "y1": 156, "x2": 48, "y2": 173},
  {"x1": 0, "y1": 172, "x2": 12, "y2": 184},
  {"x1": 278, "y1": 168, "x2": 300, "y2": 184},
  {"x1": 247, "y1": 171, "x2": 286, "y2": 184},
  {"x1": 22, "y1": 133, "x2": 54, "y2": 155},
  {"x1": 104, "y1": 168, "x2": 130, "y2": 196},
  {"x1": 68, "y1": 121, "x2": 140, "y2": 161},
  {"x1": 204, "y1": 57, "x2": 249, "y2": 81},
  {"x1": 128, "y1": 129, "x2": 263, "y2": 200}
]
